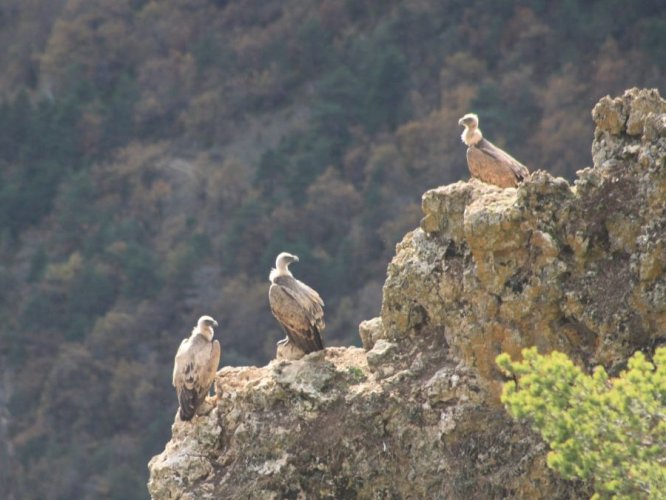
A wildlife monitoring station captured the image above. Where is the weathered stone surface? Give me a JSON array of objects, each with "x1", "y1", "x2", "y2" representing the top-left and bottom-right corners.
[
  {"x1": 591, "y1": 95, "x2": 626, "y2": 135},
  {"x1": 275, "y1": 338, "x2": 307, "y2": 361},
  {"x1": 623, "y1": 88, "x2": 666, "y2": 136},
  {"x1": 358, "y1": 316, "x2": 384, "y2": 350},
  {"x1": 148, "y1": 89, "x2": 665, "y2": 499},
  {"x1": 148, "y1": 407, "x2": 223, "y2": 500}
]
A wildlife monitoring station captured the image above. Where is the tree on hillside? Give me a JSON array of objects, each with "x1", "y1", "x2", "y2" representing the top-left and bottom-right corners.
[
  {"x1": 1, "y1": 1, "x2": 665, "y2": 498},
  {"x1": 497, "y1": 347, "x2": 666, "y2": 499}
]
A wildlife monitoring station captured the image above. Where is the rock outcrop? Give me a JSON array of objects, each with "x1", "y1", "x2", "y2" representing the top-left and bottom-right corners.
[{"x1": 148, "y1": 89, "x2": 666, "y2": 499}]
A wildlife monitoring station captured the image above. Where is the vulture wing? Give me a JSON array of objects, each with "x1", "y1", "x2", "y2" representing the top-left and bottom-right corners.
[
  {"x1": 269, "y1": 276, "x2": 324, "y2": 354},
  {"x1": 173, "y1": 335, "x2": 221, "y2": 420},
  {"x1": 467, "y1": 138, "x2": 529, "y2": 187}
]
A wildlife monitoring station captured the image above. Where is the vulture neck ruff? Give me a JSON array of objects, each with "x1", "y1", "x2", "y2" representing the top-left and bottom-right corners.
[
  {"x1": 461, "y1": 124, "x2": 483, "y2": 146},
  {"x1": 270, "y1": 257, "x2": 294, "y2": 282},
  {"x1": 193, "y1": 324, "x2": 214, "y2": 342}
]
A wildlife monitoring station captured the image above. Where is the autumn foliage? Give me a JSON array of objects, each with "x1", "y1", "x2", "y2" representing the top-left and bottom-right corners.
[{"x1": 0, "y1": 0, "x2": 664, "y2": 498}]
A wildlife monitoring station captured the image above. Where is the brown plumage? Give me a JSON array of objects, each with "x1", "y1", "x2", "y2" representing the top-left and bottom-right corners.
[
  {"x1": 268, "y1": 252, "x2": 325, "y2": 354},
  {"x1": 458, "y1": 113, "x2": 529, "y2": 188},
  {"x1": 172, "y1": 315, "x2": 221, "y2": 421}
]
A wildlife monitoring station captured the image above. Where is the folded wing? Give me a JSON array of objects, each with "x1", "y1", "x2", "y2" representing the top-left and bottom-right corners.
[
  {"x1": 269, "y1": 275, "x2": 324, "y2": 353},
  {"x1": 467, "y1": 138, "x2": 529, "y2": 188},
  {"x1": 173, "y1": 336, "x2": 221, "y2": 420}
]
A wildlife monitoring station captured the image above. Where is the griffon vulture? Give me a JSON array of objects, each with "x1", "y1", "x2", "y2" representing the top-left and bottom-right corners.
[
  {"x1": 269, "y1": 252, "x2": 325, "y2": 354},
  {"x1": 172, "y1": 315, "x2": 221, "y2": 421},
  {"x1": 458, "y1": 113, "x2": 529, "y2": 188}
]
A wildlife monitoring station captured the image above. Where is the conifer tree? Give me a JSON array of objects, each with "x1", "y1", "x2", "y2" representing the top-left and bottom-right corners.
[{"x1": 497, "y1": 347, "x2": 666, "y2": 499}]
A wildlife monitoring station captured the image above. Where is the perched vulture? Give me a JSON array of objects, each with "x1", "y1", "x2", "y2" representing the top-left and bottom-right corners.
[
  {"x1": 172, "y1": 315, "x2": 221, "y2": 421},
  {"x1": 458, "y1": 113, "x2": 529, "y2": 188},
  {"x1": 268, "y1": 252, "x2": 325, "y2": 354}
]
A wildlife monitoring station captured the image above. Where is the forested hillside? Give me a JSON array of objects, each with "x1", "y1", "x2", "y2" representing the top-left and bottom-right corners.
[{"x1": 0, "y1": 1, "x2": 664, "y2": 498}]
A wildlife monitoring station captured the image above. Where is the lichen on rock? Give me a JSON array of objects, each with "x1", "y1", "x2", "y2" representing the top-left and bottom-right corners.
[{"x1": 148, "y1": 89, "x2": 665, "y2": 499}]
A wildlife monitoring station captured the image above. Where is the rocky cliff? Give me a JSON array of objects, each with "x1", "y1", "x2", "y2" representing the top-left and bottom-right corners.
[{"x1": 147, "y1": 88, "x2": 666, "y2": 499}]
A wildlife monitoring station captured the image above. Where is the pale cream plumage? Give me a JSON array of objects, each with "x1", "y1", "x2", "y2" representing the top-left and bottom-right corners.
[{"x1": 172, "y1": 315, "x2": 221, "y2": 421}]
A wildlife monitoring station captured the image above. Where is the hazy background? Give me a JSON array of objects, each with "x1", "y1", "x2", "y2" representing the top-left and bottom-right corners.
[{"x1": 0, "y1": 0, "x2": 664, "y2": 498}]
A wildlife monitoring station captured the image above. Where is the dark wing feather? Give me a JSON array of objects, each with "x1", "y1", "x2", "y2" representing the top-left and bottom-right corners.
[
  {"x1": 467, "y1": 138, "x2": 529, "y2": 188},
  {"x1": 177, "y1": 381, "x2": 199, "y2": 421},
  {"x1": 294, "y1": 279, "x2": 324, "y2": 308},
  {"x1": 269, "y1": 277, "x2": 324, "y2": 353},
  {"x1": 175, "y1": 351, "x2": 201, "y2": 420}
]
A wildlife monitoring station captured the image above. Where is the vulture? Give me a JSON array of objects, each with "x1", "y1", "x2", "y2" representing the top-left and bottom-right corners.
[
  {"x1": 268, "y1": 252, "x2": 325, "y2": 355},
  {"x1": 172, "y1": 315, "x2": 221, "y2": 421},
  {"x1": 458, "y1": 113, "x2": 529, "y2": 188}
]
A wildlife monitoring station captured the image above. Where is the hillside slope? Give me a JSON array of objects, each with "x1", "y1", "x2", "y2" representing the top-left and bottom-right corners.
[
  {"x1": 148, "y1": 89, "x2": 666, "y2": 498},
  {"x1": 2, "y1": 2, "x2": 665, "y2": 496}
]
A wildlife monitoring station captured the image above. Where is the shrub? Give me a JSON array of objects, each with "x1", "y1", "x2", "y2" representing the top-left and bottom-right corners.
[{"x1": 497, "y1": 347, "x2": 666, "y2": 499}]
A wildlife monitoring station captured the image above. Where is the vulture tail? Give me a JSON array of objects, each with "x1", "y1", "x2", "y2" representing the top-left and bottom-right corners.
[{"x1": 178, "y1": 390, "x2": 198, "y2": 421}]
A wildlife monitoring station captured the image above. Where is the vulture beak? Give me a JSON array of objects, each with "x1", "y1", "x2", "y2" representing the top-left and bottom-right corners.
[
  {"x1": 292, "y1": 255, "x2": 300, "y2": 263},
  {"x1": 458, "y1": 117, "x2": 466, "y2": 127},
  {"x1": 213, "y1": 319, "x2": 219, "y2": 328}
]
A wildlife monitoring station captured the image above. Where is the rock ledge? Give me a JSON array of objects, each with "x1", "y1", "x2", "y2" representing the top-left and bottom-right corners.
[{"x1": 148, "y1": 88, "x2": 666, "y2": 499}]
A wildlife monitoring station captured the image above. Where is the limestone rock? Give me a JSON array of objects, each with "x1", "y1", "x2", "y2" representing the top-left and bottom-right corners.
[
  {"x1": 366, "y1": 339, "x2": 398, "y2": 371},
  {"x1": 358, "y1": 316, "x2": 384, "y2": 350},
  {"x1": 591, "y1": 95, "x2": 626, "y2": 135},
  {"x1": 275, "y1": 338, "x2": 307, "y2": 361},
  {"x1": 149, "y1": 89, "x2": 666, "y2": 499},
  {"x1": 623, "y1": 87, "x2": 666, "y2": 136},
  {"x1": 147, "y1": 408, "x2": 223, "y2": 500}
]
